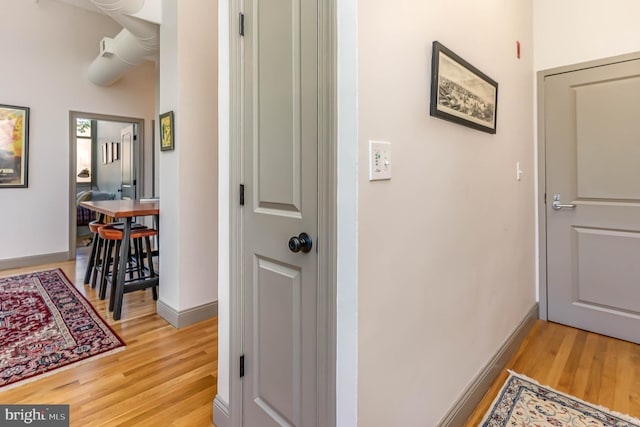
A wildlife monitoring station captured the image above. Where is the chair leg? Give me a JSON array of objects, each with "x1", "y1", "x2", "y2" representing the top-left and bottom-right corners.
[
  {"x1": 86, "y1": 233, "x2": 100, "y2": 286},
  {"x1": 127, "y1": 241, "x2": 134, "y2": 280},
  {"x1": 99, "y1": 240, "x2": 113, "y2": 300},
  {"x1": 90, "y1": 236, "x2": 104, "y2": 289},
  {"x1": 145, "y1": 236, "x2": 158, "y2": 300},
  {"x1": 109, "y1": 240, "x2": 122, "y2": 312},
  {"x1": 134, "y1": 237, "x2": 144, "y2": 279}
]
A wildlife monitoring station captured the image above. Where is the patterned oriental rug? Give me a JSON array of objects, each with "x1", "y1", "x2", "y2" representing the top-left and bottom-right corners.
[
  {"x1": 0, "y1": 269, "x2": 124, "y2": 390},
  {"x1": 481, "y1": 371, "x2": 640, "y2": 426}
]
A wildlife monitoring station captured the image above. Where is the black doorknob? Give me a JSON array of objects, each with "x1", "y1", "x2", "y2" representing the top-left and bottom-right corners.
[{"x1": 288, "y1": 233, "x2": 313, "y2": 253}]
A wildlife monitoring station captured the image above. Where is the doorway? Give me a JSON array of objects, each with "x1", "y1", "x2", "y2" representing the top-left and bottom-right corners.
[
  {"x1": 538, "y1": 52, "x2": 640, "y2": 344},
  {"x1": 223, "y1": 0, "x2": 337, "y2": 425},
  {"x1": 68, "y1": 111, "x2": 146, "y2": 258}
]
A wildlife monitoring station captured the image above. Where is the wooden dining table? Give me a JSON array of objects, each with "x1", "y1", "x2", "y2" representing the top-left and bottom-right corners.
[{"x1": 79, "y1": 199, "x2": 159, "y2": 320}]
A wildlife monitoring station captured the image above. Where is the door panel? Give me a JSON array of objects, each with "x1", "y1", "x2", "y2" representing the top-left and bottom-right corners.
[
  {"x1": 254, "y1": 257, "x2": 301, "y2": 425},
  {"x1": 546, "y1": 58, "x2": 640, "y2": 343},
  {"x1": 256, "y1": 0, "x2": 301, "y2": 211},
  {"x1": 575, "y1": 76, "x2": 640, "y2": 200},
  {"x1": 242, "y1": 0, "x2": 318, "y2": 425},
  {"x1": 120, "y1": 124, "x2": 136, "y2": 200},
  {"x1": 574, "y1": 227, "x2": 640, "y2": 314}
]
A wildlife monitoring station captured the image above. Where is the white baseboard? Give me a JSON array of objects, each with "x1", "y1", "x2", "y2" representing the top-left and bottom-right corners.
[
  {"x1": 438, "y1": 303, "x2": 539, "y2": 427},
  {"x1": 157, "y1": 299, "x2": 218, "y2": 328},
  {"x1": 213, "y1": 395, "x2": 231, "y2": 427},
  {"x1": 0, "y1": 252, "x2": 69, "y2": 271}
]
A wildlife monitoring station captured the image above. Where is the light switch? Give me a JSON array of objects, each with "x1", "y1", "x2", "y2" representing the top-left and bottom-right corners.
[
  {"x1": 516, "y1": 161, "x2": 523, "y2": 181},
  {"x1": 369, "y1": 140, "x2": 392, "y2": 181}
]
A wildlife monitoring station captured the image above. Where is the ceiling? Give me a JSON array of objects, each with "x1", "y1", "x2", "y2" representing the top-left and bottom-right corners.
[
  {"x1": 49, "y1": 0, "x2": 162, "y2": 24},
  {"x1": 54, "y1": 0, "x2": 104, "y2": 14}
]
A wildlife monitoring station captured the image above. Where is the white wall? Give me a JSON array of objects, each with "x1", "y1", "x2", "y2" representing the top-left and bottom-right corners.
[
  {"x1": 357, "y1": 0, "x2": 536, "y2": 425},
  {"x1": 159, "y1": 0, "x2": 218, "y2": 314},
  {"x1": 217, "y1": 0, "x2": 230, "y2": 406},
  {"x1": 159, "y1": 0, "x2": 180, "y2": 308},
  {"x1": 534, "y1": 0, "x2": 640, "y2": 71},
  {"x1": 0, "y1": 0, "x2": 155, "y2": 262}
]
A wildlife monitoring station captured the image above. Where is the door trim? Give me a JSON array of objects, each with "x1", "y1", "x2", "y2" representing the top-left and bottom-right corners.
[
  {"x1": 68, "y1": 111, "x2": 145, "y2": 259},
  {"x1": 536, "y1": 51, "x2": 640, "y2": 322},
  {"x1": 226, "y1": 0, "x2": 337, "y2": 425}
]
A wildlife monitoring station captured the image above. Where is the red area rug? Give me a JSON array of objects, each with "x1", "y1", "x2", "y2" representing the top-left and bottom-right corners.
[{"x1": 0, "y1": 269, "x2": 124, "y2": 390}]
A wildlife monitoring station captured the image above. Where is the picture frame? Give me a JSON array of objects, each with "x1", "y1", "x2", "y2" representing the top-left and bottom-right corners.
[
  {"x1": 159, "y1": 111, "x2": 174, "y2": 151},
  {"x1": 107, "y1": 141, "x2": 113, "y2": 163},
  {"x1": 430, "y1": 41, "x2": 498, "y2": 134},
  {"x1": 112, "y1": 142, "x2": 119, "y2": 161},
  {"x1": 101, "y1": 143, "x2": 108, "y2": 164},
  {"x1": 0, "y1": 104, "x2": 29, "y2": 188}
]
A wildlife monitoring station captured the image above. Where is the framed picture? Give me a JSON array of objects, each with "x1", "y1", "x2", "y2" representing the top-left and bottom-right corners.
[
  {"x1": 159, "y1": 111, "x2": 174, "y2": 151},
  {"x1": 101, "y1": 143, "x2": 108, "y2": 164},
  {"x1": 430, "y1": 41, "x2": 498, "y2": 134},
  {"x1": 112, "y1": 142, "x2": 119, "y2": 161},
  {"x1": 0, "y1": 104, "x2": 29, "y2": 188},
  {"x1": 109, "y1": 141, "x2": 115, "y2": 163}
]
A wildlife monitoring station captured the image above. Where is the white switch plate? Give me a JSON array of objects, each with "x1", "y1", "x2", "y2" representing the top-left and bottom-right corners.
[
  {"x1": 369, "y1": 140, "x2": 392, "y2": 181},
  {"x1": 516, "y1": 161, "x2": 523, "y2": 181}
]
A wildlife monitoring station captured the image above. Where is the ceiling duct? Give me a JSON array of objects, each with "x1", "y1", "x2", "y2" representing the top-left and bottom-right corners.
[{"x1": 87, "y1": 0, "x2": 159, "y2": 86}]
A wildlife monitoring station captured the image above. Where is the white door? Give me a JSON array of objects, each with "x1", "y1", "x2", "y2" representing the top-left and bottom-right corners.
[
  {"x1": 120, "y1": 124, "x2": 136, "y2": 200},
  {"x1": 545, "y1": 57, "x2": 640, "y2": 343},
  {"x1": 241, "y1": 0, "x2": 319, "y2": 426}
]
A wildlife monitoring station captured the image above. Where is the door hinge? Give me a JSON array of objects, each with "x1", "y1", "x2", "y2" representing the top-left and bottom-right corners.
[
  {"x1": 240, "y1": 355, "x2": 245, "y2": 378},
  {"x1": 239, "y1": 13, "x2": 245, "y2": 36},
  {"x1": 240, "y1": 184, "x2": 245, "y2": 206},
  {"x1": 133, "y1": 179, "x2": 137, "y2": 186},
  {"x1": 133, "y1": 134, "x2": 137, "y2": 141}
]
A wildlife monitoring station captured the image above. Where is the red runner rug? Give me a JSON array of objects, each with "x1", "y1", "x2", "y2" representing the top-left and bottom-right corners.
[{"x1": 0, "y1": 269, "x2": 124, "y2": 390}]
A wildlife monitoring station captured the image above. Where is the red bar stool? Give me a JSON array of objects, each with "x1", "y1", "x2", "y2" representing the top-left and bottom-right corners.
[{"x1": 98, "y1": 225, "x2": 159, "y2": 316}]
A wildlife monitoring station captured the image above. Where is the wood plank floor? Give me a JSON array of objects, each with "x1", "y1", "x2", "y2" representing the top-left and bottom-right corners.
[
  {"x1": 0, "y1": 250, "x2": 217, "y2": 427},
  {"x1": 465, "y1": 319, "x2": 640, "y2": 425},
  {"x1": 8, "y1": 252, "x2": 640, "y2": 427}
]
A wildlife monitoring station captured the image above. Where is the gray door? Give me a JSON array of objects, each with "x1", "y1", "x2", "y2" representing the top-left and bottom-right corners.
[
  {"x1": 241, "y1": 0, "x2": 319, "y2": 425},
  {"x1": 120, "y1": 124, "x2": 136, "y2": 200},
  {"x1": 545, "y1": 58, "x2": 640, "y2": 343}
]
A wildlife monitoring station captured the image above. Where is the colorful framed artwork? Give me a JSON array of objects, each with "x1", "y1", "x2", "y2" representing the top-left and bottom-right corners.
[
  {"x1": 430, "y1": 41, "x2": 498, "y2": 134},
  {"x1": 159, "y1": 111, "x2": 174, "y2": 151},
  {"x1": 0, "y1": 104, "x2": 29, "y2": 188}
]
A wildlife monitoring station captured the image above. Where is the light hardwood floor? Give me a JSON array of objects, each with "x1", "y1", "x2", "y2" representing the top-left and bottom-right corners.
[
  {"x1": 465, "y1": 320, "x2": 640, "y2": 425},
  {"x1": 7, "y1": 253, "x2": 640, "y2": 427},
  {"x1": 0, "y1": 250, "x2": 217, "y2": 427}
]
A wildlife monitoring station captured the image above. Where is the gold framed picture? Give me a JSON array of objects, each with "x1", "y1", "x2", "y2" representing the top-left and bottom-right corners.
[{"x1": 159, "y1": 111, "x2": 175, "y2": 151}]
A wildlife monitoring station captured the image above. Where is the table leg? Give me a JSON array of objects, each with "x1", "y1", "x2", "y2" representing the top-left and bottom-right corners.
[
  {"x1": 83, "y1": 213, "x2": 105, "y2": 285},
  {"x1": 113, "y1": 217, "x2": 132, "y2": 320}
]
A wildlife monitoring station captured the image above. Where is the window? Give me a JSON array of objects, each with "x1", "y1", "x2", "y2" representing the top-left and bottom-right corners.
[{"x1": 76, "y1": 119, "x2": 92, "y2": 183}]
